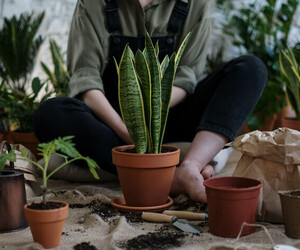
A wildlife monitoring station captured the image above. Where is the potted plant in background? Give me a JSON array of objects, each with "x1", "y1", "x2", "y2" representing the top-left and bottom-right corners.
[
  {"x1": 223, "y1": 0, "x2": 299, "y2": 131},
  {"x1": 0, "y1": 77, "x2": 52, "y2": 158},
  {"x1": 0, "y1": 136, "x2": 100, "y2": 248},
  {"x1": 41, "y1": 38, "x2": 70, "y2": 97},
  {"x1": 0, "y1": 11, "x2": 46, "y2": 155},
  {"x1": 279, "y1": 48, "x2": 300, "y2": 130},
  {"x1": 111, "y1": 31, "x2": 190, "y2": 210}
]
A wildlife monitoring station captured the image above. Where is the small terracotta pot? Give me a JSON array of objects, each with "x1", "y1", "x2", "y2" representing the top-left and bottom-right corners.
[
  {"x1": 278, "y1": 190, "x2": 300, "y2": 239},
  {"x1": 281, "y1": 117, "x2": 300, "y2": 131},
  {"x1": 24, "y1": 201, "x2": 69, "y2": 248},
  {"x1": 204, "y1": 176, "x2": 262, "y2": 238},
  {"x1": 0, "y1": 170, "x2": 28, "y2": 233},
  {"x1": 112, "y1": 145, "x2": 180, "y2": 207}
]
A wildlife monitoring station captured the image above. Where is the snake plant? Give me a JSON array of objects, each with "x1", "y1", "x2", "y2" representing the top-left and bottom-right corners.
[
  {"x1": 279, "y1": 49, "x2": 300, "y2": 120},
  {"x1": 115, "y1": 31, "x2": 191, "y2": 154}
]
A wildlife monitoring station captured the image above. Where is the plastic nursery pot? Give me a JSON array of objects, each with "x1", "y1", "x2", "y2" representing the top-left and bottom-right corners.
[
  {"x1": 112, "y1": 145, "x2": 180, "y2": 207},
  {"x1": 0, "y1": 169, "x2": 28, "y2": 233},
  {"x1": 204, "y1": 176, "x2": 262, "y2": 238},
  {"x1": 24, "y1": 200, "x2": 69, "y2": 248},
  {"x1": 278, "y1": 190, "x2": 300, "y2": 239}
]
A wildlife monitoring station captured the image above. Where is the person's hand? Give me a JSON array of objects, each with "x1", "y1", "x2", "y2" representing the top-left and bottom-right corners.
[{"x1": 170, "y1": 160, "x2": 214, "y2": 202}]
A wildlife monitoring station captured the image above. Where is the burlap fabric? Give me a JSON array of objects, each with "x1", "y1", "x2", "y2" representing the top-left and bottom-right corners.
[{"x1": 1, "y1": 149, "x2": 300, "y2": 249}]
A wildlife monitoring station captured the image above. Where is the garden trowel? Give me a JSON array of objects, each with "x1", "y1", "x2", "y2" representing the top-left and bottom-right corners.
[{"x1": 141, "y1": 212, "x2": 203, "y2": 234}]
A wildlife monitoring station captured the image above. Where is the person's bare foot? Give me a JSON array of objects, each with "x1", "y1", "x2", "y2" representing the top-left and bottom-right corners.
[{"x1": 170, "y1": 161, "x2": 215, "y2": 202}]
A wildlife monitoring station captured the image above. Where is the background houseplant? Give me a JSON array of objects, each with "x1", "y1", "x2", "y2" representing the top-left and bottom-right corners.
[
  {"x1": 0, "y1": 77, "x2": 52, "y2": 158},
  {"x1": 222, "y1": 0, "x2": 299, "y2": 130},
  {"x1": 0, "y1": 136, "x2": 100, "y2": 248},
  {"x1": 41, "y1": 38, "x2": 70, "y2": 97},
  {"x1": 279, "y1": 48, "x2": 300, "y2": 129},
  {"x1": 0, "y1": 11, "x2": 47, "y2": 155},
  {"x1": 111, "y1": 31, "x2": 190, "y2": 208}
]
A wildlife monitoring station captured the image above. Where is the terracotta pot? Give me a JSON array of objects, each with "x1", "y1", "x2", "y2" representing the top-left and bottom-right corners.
[
  {"x1": 274, "y1": 106, "x2": 295, "y2": 128},
  {"x1": 243, "y1": 114, "x2": 277, "y2": 133},
  {"x1": 10, "y1": 132, "x2": 40, "y2": 159},
  {"x1": 278, "y1": 190, "x2": 300, "y2": 239},
  {"x1": 24, "y1": 201, "x2": 69, "y2": 248},
  {"x1": 112, "y1": 145, "x2": 180, "y2": 207},
  {"x1": 0, "y1": 169, "x2": 28, "y2": 233},
  {"x1": 281, "y1": 117, "x2": 300, "y2": 131},
  {"x1": 204, "y1": 176, "x2": 262, "y2": 238}
]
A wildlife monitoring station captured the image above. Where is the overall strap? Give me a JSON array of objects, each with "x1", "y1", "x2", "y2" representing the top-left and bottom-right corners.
[
  {"x1": 167, "y1": 0, "x2": 189, "y2": 34},
  {"x1": 105, "y1": 0, "x2": 122, "y2": 32}
]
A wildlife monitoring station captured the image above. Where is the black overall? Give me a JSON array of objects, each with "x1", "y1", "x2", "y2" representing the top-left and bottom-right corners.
[
  {"x1": 34, "y1": 0, "x2": 268, "y2": 175},
  {"x1": 102, "y1": 0, "x2": 189, "y2": 115}
]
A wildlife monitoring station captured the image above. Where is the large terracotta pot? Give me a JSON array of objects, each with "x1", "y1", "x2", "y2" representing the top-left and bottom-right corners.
[
  {"x1": 112, "y1": 145, "x2": 180, "y2": 207},
  {"x1": 0, "y1": 169, "x2": 28, "y2": 233},
  {"x1": 204, "y1": 176, "x2": 262, "y2": 238},
  {"x1": 278, "y1": 190, "x2": 300, "y2": 239},
  {"x1": 281, "y1": 117, "x2": 300, "y2": 131},
  {"x1": 243, "y1": 114, "x2": 277, "y2": 132},
  {"x1": 24, "y1": 201, "x2": 69, "y2": 248}
]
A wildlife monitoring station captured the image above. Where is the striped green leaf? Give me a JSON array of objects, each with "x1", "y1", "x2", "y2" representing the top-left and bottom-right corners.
[
  {"x1": 118, "y1": 44, "x2": 148, "y2": 153},
  {"x1": 135, "y1": 49, "x2": 152, "y2": 152},
  {"x1": 280, "y1": 49, "x2": 300, "y2": 119},
  {"x1": 175, "y1": 32, "x2": 192, "y2": 70},
  {"x1": 145, "y1": 31, "x2": 161, "y2": 153},
  {"x1": 159, "y1": 54, "x2": 176, "y2": 150}
]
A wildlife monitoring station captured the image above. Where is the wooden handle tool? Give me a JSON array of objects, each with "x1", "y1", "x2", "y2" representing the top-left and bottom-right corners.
[
  {"x1": 142, "y1": 212, "x2": 203, "y2": 233},
  {"x1": 142, "y1": 212, "x2": 173, "y2": 223},
  {"x1": 162, "y1": 210, "x2": 208, "y2": 221}
]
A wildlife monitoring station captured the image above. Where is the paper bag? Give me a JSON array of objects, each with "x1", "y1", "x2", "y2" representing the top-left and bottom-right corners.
[{"x1": 231, "y1": 127, "x2": 300, "y2": 223}]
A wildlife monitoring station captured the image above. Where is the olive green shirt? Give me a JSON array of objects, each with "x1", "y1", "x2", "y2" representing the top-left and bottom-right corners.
[{"x1": 67, "y1": 0, "x2": 212, "y2": 98}]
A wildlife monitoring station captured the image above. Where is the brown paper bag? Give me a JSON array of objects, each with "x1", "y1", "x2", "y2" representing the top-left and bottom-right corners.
[{"x1": 231, "y1": 127, "x2": 300, "y2": 223}]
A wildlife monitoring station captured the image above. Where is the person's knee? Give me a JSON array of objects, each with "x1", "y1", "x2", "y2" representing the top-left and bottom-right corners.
[
  {"x1": 35, "y1": 97, "x2": 68, "y2": 120},
  {"x1": 227, "y1": 55, "x2": 268, "y2": 96},
  {"x1": 239, "y1": 55, "x2": 267, "y2": 87},
  {"x1": 34, "y1": 97, "x2": 73, "y2": 138}
]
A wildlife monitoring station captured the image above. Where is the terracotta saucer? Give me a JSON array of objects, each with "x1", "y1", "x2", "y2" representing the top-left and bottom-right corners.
[{"x1": 110, "y1": 196, "x2": 173, "y2": 212}]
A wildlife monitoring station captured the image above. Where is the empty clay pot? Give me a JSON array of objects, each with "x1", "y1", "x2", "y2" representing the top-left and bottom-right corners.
[
  {"x1": 204, "y1": 176, "x2": 262, "y2": 238},
  {"x1": 278, "y1": 190, "x2": 300, "y2": 239}
]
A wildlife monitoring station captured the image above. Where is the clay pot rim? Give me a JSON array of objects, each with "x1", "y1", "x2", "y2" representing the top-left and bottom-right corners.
[
  {"x1": 278, "y1": 190, "x2": 300, "y2": 198},
  {"x1": 112, "y1": 144, "x2": 180, "y2": 156},
  {"x1": 204, "y1": 176, "x2": 262, "y2": 192},
  {"x1": 24, "y1": 200, "x2": 69, "y2": 212}
]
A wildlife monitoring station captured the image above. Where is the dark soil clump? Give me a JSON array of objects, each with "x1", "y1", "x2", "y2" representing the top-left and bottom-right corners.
[
  {"x1": 88, "y1": 199, "x2": 119, "y2": 220},
  {"x1": 172, "y1": 197, "x2": 207, "y2": 212},
  {"x1": 69, "y1": 203, "x2": 88, "y2": 209},
  {"x1": 28, "y1": 201, "x2": 66, "y2": 210},
  {"x1": 121, "y1": 212, "x2": 144, "y2": 223},
  {"x1": 73, "y1": 242, "x2": 97, "y2": 250},
  {"x1": 119, "y1": 232, "x2": 186, "y2": 249}
]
